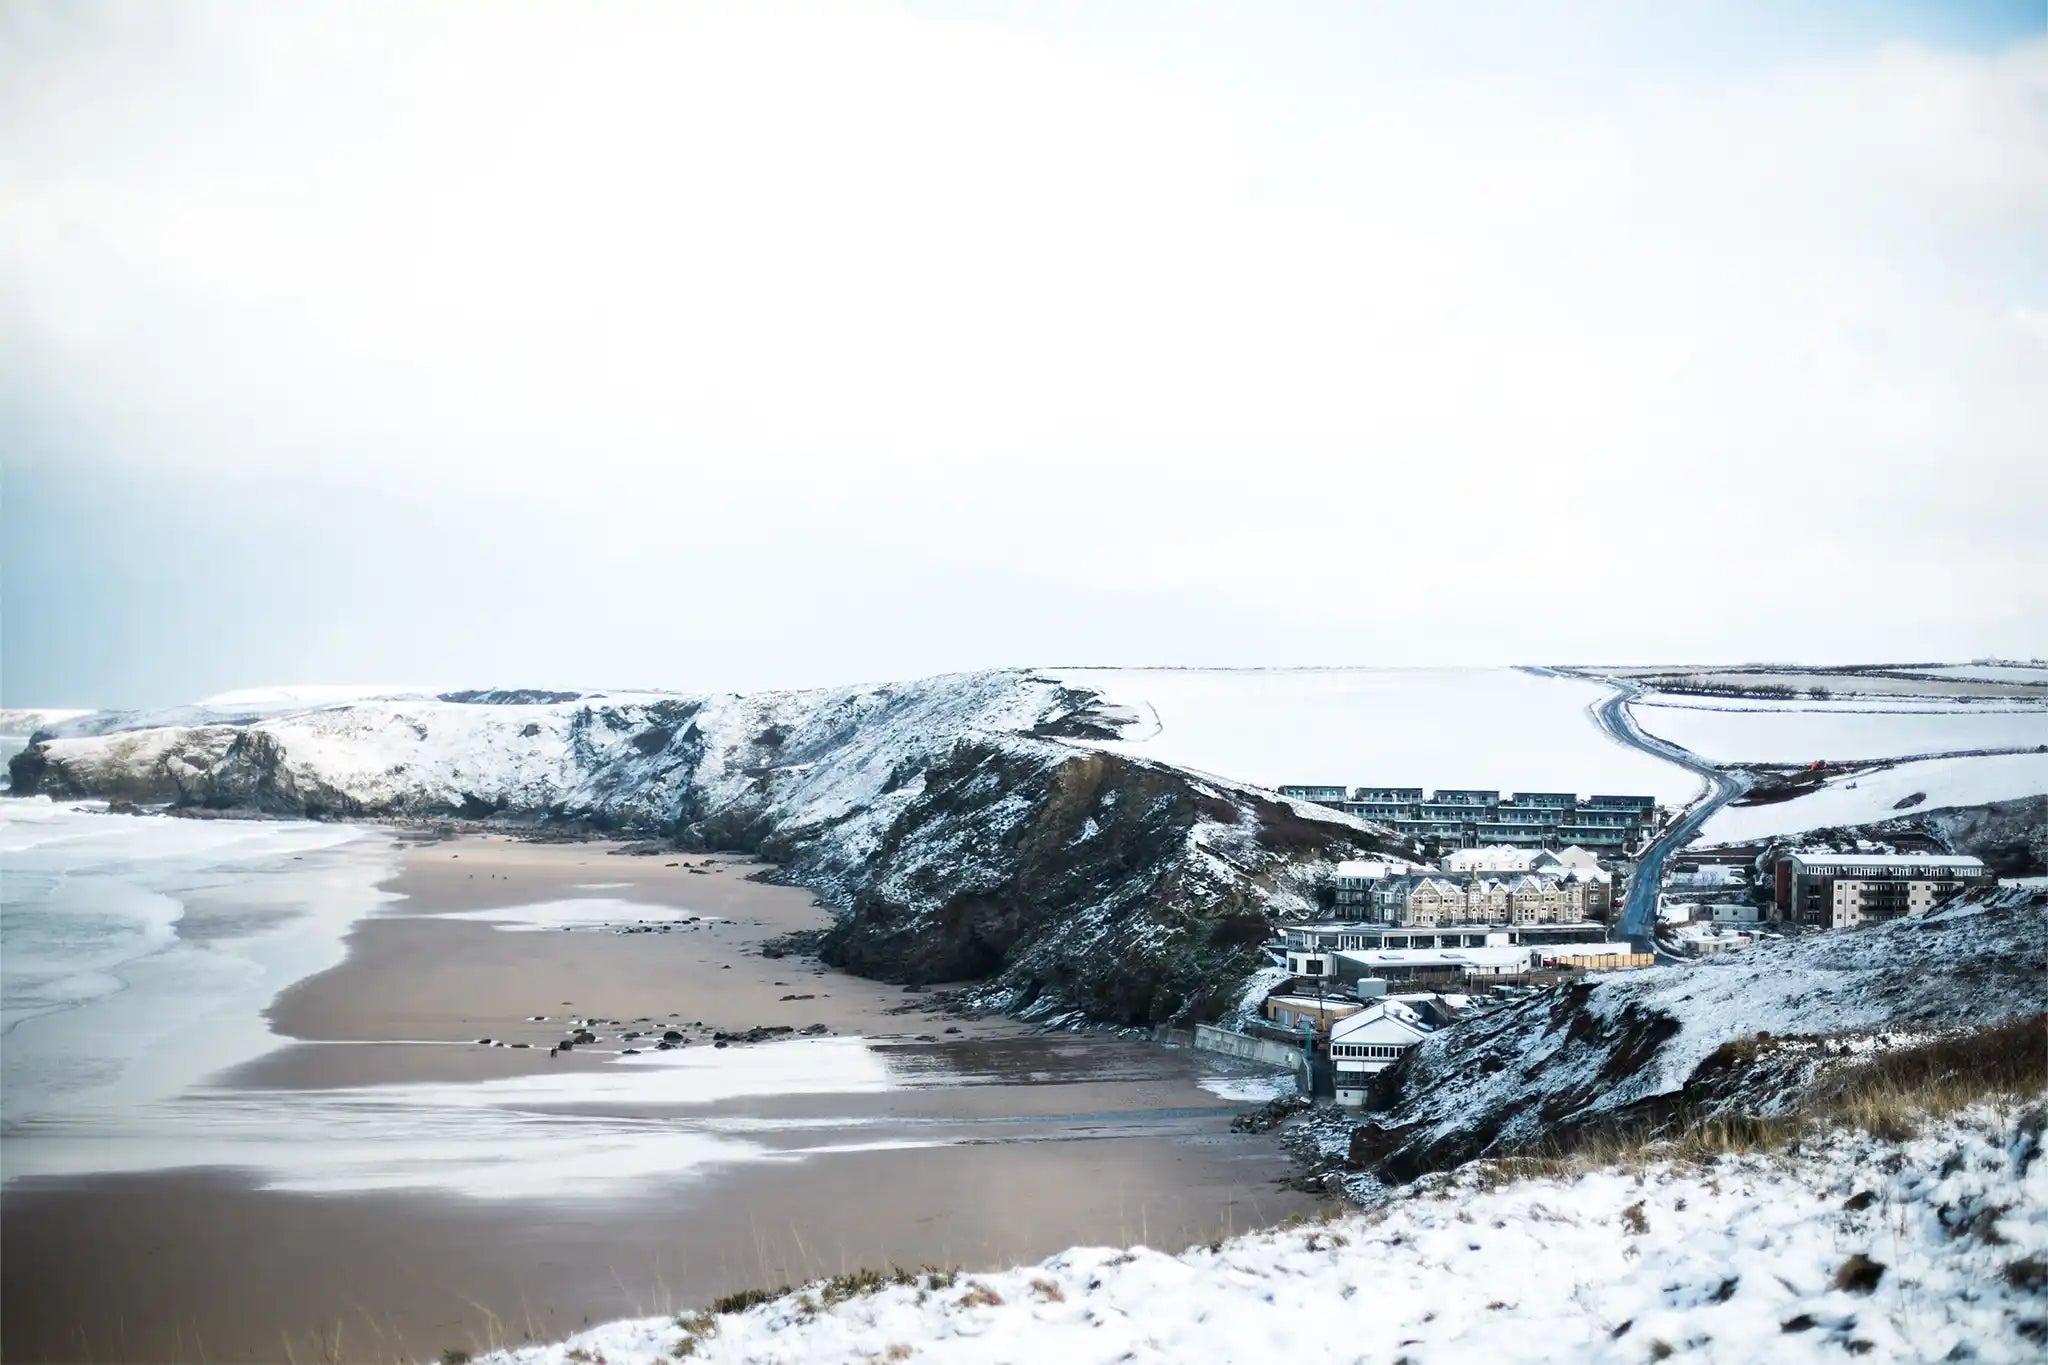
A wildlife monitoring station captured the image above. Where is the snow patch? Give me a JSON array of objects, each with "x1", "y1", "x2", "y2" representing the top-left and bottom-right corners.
[{"x1": 480, "y1": 1104, "x2": 2048, "y2": 1364}]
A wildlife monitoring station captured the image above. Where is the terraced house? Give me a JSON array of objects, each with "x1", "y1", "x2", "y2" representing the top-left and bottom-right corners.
[{"x1": 1367, "y1": 870, "x2": 1608, "y2": 927}]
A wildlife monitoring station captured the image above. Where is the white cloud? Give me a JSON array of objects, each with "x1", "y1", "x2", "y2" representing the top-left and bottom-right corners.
[{"x1": 2, "y1": 1, "x2": 2043, "y2": 690}]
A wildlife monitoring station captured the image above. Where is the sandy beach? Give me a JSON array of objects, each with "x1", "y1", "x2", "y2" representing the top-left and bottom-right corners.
[{"x1": 2, "y1": 826, "x2": 1316, "y2": 1363}]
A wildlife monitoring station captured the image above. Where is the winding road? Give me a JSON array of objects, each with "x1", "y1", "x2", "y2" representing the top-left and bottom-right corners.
[{"x1": 1582, "y1": 680, "x2": 1753, "y2": 947}]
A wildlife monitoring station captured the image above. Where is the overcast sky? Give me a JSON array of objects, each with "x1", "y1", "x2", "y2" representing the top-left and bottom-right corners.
[{"x1": 5, "y1": 0, "x2": 2044, "y2": 708}]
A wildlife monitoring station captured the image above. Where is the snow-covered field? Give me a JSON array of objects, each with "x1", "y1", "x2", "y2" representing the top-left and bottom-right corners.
[
  {"x1": 1913, "y1": 663, "x2": 2048, "y2": 686},
  {"x1": 1632, "y1": 701, "x2": 2048, "y2": 764},
  {"x1": 481, "y1": 1105, "x2": 2048, "y2": 1365},
  {"x1": 1698, "y1": 753, "x2": 2048, "y2": 844},
  {"x1": 1045, "y1": 668, "x2": 1699, "y2": 804}
]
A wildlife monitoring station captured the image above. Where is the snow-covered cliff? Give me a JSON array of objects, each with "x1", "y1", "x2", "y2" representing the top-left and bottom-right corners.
[
  {"x1": 1339, "y1": 894, "x2": 2048, "y2": 1182},
  {"x1": 8, "y1": 671, "x2": 1401, "y2": 1025}
]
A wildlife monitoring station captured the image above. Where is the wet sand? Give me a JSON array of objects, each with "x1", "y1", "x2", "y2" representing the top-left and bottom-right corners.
[
  {"x1": 261, "y1": 838, "x2": 1013, "y2": 1062},
  {"x1": 2, "y1": 833, "x2": 1316, "y2": 1363}
]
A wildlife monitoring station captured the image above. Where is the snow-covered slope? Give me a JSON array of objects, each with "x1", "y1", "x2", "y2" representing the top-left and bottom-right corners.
[
  {"x1": 0, "y1": 707, "x2": 94, "y2": 734},
  {"x1": 8, "y1": 671, "x2": 1400, "y2": 1025},
  {"x1": 1343, "y1": 897, "x2": 2046, "y2": 1180},
  {"x1": 1043, "y1": 667, "x2": 1699, "y2": 803},
  {"x1": 479, "y1": 1104, "x2": 2047, "y2": 1365},
  {"x1": 1699, "y1": 753, "x2": 2048, "y2": 844}
]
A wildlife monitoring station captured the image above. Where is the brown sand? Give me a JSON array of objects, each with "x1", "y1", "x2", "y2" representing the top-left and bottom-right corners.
[
  {"x1": 1, "y1": 833, "x2": 1318, "y2": 1364},
  {"x1": 262, "y1": 838, "x2": 1014, "y2": 1061}
]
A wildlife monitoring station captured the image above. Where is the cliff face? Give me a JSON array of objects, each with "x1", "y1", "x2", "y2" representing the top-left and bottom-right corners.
[
  {"x1": 8, "y1": 672, "x2": 1398, "y2": 1027},
  {"x1": 821, "y1": 742, "x2": 1336, "y2": 1023}
]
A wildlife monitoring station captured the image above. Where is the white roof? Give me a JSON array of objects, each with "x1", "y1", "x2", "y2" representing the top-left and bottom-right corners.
[
  {"x1": 1675, "y1": 923, "x2": 1755, "y2": 942},
  {"x1": 1786, "y1": 852, "x2": 1986, "y2": 870},
  {"x1": 1554, "y1": 865, "x2": 1613, "y2": 884},
  {"x1": 1335, "y1": 858, "x2": 1412, "y2": 879},
  {"x1": 1548, "y1": 845, "x2": 1607, "y2": 869},
  {"x1": 1264, "y1": 993, "x2": 1362, "y2": 1012},
  {"x1": 1537, "y1": 941, "x2": 1638, "y2": 957},
  {"x1": 1443, "y1": 845, "x2": 1537, "y2": 867},
  {"x1": 1330, "y1": 1000, "x2": 1431, "y2": 1045},
  {"x1": 1336, "y1": 946, "x2": 1534, "y2": 970}
]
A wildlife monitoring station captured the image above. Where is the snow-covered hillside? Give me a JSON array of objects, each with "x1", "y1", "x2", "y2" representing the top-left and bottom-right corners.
[
  {"x1": 479, "y1": 1104, "x2": 2047, "y2": 1365},
  {"x1": 1698, "y1": 753, "x2": 2048, "y2": 845},
  {"x1": 1044, "y1": 667, "x2": 1699, "y2": 803},
  {"x1": 1344, "y1": 896, "x2": 2046, "y2": 1180}
]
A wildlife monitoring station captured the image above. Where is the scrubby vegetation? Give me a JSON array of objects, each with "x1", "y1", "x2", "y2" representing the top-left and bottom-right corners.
[{"x1": 1477, "y1": 1013, "x2": 2046, "y2": 1182}]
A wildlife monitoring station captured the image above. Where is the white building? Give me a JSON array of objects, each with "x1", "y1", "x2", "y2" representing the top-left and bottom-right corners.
[
  {"x1": 1708, "y1": 902, "x2": 1762, "y2": 925},
  {"x1": 1673, "y1": 923, "x2": 1756, "y2": 957},
  {"x1": 1330, "y1": 999, "x2": 1432, "y2": 1106},
  {"x1": 1333, "y1": 945, "x2": 1537, "y2": 981},
  {"x1": 1442, "y1": 844, "x2": 1539, "y2": 873}
]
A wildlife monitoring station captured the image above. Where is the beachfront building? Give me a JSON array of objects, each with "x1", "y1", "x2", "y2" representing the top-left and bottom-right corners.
[
  {"x1": 1773, "y1": 852, "x2": 1993, "y2": 929},
  {"x1": 1262, "y1": 991, "x2": 1364, "y2": 1035},
  {"x1": 1330, "y1": 945, "x2": 1538, "y2": 985},
  {"x1": 1330, "y1": 1000, "x2": 1433, "y2": 1106}
]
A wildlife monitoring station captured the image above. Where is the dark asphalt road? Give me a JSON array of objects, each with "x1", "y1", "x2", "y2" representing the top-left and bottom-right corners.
[{"x1": 1584, "y1": 681, "x2": 1752, "y2": 946}]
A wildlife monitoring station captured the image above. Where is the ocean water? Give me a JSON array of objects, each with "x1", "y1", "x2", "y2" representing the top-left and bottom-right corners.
[
  {"x1": 0, "y1": 801, "x2": 387, "y2": 1155},
  {"x1": 0, "y1": 804, "x2": 942, "y2": 1198}
]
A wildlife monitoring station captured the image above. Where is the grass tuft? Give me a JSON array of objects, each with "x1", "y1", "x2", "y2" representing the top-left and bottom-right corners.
[
  {"x1": 1833, "y1": 1253, "x2": 1887, "y2": 1295},
  {"x1": 709, "y1": 1285, "x2": 791, "y2": 1316},
  {"x1": 2002, "y1": 1256, "x2": 2046, "y2": 1293}
]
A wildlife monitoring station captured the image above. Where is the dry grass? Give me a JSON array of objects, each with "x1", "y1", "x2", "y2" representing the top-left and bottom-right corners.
[
  {"x1": 1482, "y1": 1013, "x2": 2047, "y2": 1182},
  {"x1": 1833, "y1": 1253, "x2": 1887, "y2": 1294},
  {"x1": 708, "y1": 1285, "x2": 791, "y2": 1316},
  {"x1": 2004, "y1": 1256, "x2": 2047, "y2": 1292}
]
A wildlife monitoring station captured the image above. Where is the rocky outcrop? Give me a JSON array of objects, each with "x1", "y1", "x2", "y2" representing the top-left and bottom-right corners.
[
  {"x1": 6, "y1": 671, "x2": 1399, "y2": 1027},
  {"x1": 819, "y1": 741, "x2": 1372, "y2": 1025}
]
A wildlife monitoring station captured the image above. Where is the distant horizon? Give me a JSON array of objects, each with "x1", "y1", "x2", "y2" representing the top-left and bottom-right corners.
[{"x1": 8, "y1": 655, "x2": 2047, "y2": 714}]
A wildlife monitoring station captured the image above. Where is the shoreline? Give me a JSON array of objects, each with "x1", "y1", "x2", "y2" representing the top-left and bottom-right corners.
[{"x1": 2, "y1": 820, "x2": 1320, "y2": 1363}]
